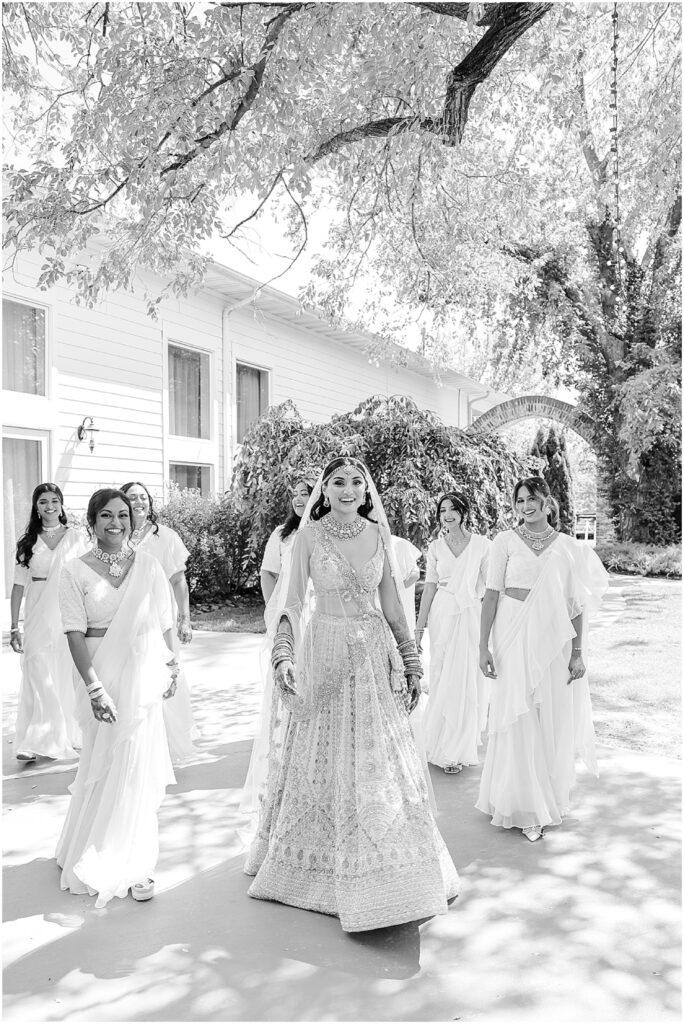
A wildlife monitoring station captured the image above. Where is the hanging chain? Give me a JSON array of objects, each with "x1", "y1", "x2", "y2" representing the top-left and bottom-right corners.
[{"x1": 609, "y1": 2, "x2": 623, "y2": 297}]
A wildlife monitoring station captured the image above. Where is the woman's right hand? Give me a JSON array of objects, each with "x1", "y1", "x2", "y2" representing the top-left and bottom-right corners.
[
  {"x1": 91, "y1": 690, "x2": 118, "y2": 724},
  {"x1": 480, "y1": 648, "x2": 497, "y2": 679},
  {"x1": 10, "y1": 630, "x2": 23, "y2": 653},
  {"x1": 274, "y1": 659, "x2": 297, "y2": 699}
]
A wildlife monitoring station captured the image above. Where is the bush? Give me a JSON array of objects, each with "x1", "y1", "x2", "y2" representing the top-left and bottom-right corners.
[
  {"x1": 158, "y1": 485, "x2": 252, "y2": 599},
  {"x1": 596, "y1": 542, "x2": 682, "y2": 578}
]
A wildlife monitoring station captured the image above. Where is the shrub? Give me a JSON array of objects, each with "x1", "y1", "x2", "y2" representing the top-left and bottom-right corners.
[{"x1": 596, "y1": 542, "x2": 682, "y2": 578}]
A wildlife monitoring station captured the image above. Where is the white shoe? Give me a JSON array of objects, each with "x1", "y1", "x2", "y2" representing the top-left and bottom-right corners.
[{"x1": 522, "y1": 826, "x2": 544, "y2": 842}]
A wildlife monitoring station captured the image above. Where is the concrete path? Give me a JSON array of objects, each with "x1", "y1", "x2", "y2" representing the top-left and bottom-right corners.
[{"x1": 2, "y1": 616, "x2": 681, "y2": 1022}]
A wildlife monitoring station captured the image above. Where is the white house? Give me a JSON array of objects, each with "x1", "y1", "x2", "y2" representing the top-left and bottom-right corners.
[{"x1": 2, "y1": 249, "x2": 506, "y2": 595}]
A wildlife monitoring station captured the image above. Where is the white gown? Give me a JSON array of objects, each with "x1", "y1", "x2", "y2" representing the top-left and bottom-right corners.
[
  {"x1": 56, "y1": 553, "x2": 176, "y2": 907},
  {"x1": 423, "y1": 535, "x2": 491, "y2": 768},
  {"x1": 476, "y1": 531, "x2": 609, "y2": 829},
  {"x1": 13, "y1": 530, "x2": 89, "y2": 759},
  {"x1": 136, "y1": 524, "x2": 199, "y2": 763}
]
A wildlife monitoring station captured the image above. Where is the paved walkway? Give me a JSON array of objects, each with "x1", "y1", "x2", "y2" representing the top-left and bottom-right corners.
[{"x1": 2, "y1": 598, "x2": 681, "y2": 1022}]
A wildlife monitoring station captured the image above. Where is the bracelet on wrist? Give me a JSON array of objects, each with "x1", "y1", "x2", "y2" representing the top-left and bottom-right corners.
[{"x1": 10, "y1": 627, "x2": 20, "y2": 634}]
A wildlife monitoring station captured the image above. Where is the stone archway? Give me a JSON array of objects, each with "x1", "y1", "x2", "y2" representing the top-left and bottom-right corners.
[
  {"x1": 466, "y1": 395, "x2": 614, "y2": 543},
  {"x1": 466, "y1": 395, "x2": 597, "y2": 448}
]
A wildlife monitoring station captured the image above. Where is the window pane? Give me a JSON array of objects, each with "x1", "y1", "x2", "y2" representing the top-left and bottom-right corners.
[
  {"x1": 2, "y1": 300, "x2": 46, "y2": 396},
  {"x1": 3, "y1": 436, "x2": 43, "y2": 596},
  {"x1": 169, "y1": 345, "x2": 209, "y2": 439},
  {"x1": 237, "y1": 363, "x2": 268, "y2": 442},
  {"x1": 170, "y1": 463, "x2": 211, "y2": 497}
]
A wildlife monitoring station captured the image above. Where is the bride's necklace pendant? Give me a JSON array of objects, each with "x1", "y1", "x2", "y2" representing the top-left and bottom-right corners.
[
  {"x1": 322, "y1": 514, "x2": 366, "y2": 540},
  {"x1": 518, "y1": 522, "x2": 555, "y2": 550},
  {"x1": 93, "y1": 545, "x2": 130, "y2": 577}
]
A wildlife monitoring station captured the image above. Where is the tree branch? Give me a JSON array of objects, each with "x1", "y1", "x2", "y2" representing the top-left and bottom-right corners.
[
  {"x1": 307, "y1": 2, "x2": 552, "y2": 162},
  {"x1": 410, "y1": 3, "x2": 505, "y2": 26}
]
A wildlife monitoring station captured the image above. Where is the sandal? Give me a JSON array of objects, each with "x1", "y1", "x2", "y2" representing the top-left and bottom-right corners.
[
  {"x1": 16, "y1": 751, "x2": 37, "y2": 762},
  {"x1": 522, "y1": 826, "x2": 544, "y2": 843},
  {"x1": 130, "y1": 879, "x2": 155, "y2": 902},
  {"x1": 444, "y1": 764, "x2": 464, "y2": 775}
]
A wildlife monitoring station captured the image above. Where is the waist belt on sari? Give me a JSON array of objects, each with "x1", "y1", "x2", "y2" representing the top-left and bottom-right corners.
[
  {"x1": 85, "y1": 627, "x2": 108, "y2": 637},
  {"x1": 31, "y1": 576, "x2": 47, "y2": 582}
]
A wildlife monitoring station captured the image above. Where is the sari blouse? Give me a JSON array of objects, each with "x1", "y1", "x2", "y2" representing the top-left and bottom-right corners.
[{"x1": 60, "y1": 556, "x2": 173, "y2": 633}]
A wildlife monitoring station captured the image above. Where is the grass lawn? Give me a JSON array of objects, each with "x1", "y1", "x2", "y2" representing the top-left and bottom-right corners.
[
  {"x1": 590, "y1": 576, "x2": 681, "y2": 759},
  {"x1": 190, "y1": 574, "x2": 681, "y2": 760}
]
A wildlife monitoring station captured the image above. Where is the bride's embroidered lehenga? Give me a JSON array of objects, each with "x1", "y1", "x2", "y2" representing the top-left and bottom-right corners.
[{"x1": 245, "y1": 520, "x2": 460, "y2": 932}]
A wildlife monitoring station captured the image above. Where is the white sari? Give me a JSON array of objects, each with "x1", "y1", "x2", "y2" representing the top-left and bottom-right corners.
[
  {"x1": 14, "y1": 530, "x2": 89, "y2": 759},
  {"x1": 56, "y1": 553, "x2": 175, "y2": 907},
  {"x1": 476, "y1": 534, "x2": 608, "y2": 829},
  {"x1": 423, "y1": 534, "x2": 491, "y2": 768}
]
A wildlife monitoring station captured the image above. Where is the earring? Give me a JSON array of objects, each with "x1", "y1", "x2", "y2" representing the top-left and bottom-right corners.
[{"x1": 323, "y1": 496, "x2": 330, "y2": 508}]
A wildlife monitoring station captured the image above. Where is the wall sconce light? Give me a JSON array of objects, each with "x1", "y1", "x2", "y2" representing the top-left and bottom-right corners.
[{"x1": 77, "y1": 415, "x2": 99, "y2": 454}]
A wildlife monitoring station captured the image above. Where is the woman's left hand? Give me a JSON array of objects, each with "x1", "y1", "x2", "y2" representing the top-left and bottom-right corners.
[
  {"x1": 177, "y1": 617, "x2": 192, "y2": 644},
  {"x1": 568, "y1": 651, "x2": 586, "y2": 684},
  {"x1": 405, "y1": 674, "x2": 421, "y2": 714}
]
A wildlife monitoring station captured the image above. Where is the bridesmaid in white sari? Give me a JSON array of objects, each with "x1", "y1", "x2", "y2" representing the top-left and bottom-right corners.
[
  {"x1": 57, "y1": 489, "x2": 178, "y2": 906},
  {"x1": 260, "y1": 479, "x2": 314, "y2": 604},
  {"x1": 416, "y1": 492, "x2": 491, "y2": 773},
  {"x1": 9, "y1": 483, "x2": 89, "y2": 762},
  {"x1": 121, "y1": 481, "x2": 198, "y2": 764},
  {"x1": 477, "y1": 477, "x2": 608, "y2": 842}
]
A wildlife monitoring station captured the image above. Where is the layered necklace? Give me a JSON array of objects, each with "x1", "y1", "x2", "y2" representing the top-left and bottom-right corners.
[
  {"x1": 322, "y1": 514, "x2": 367, "y2": 540},
  {"x1": 92, "y1": 545, "x2": 132, "y2": 577},
  {"x1": 518, "y1": 521, "x2": 556, "y2": 551},
  {"x1": 41, "y1": 523, "x2": 62, "y2": 536}
]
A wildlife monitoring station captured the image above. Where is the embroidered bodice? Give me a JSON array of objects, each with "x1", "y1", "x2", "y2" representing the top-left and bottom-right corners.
[{"x1": 309, "y1": 523, "x2": 384, "y2": 617}]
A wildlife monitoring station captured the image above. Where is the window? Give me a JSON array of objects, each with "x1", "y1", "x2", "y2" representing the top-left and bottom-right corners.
[
  {"x1": 236, "y1": 362, "x2": 269, "y2": 443},
  {"x1": 168, "y1": 344, "x2": 210, "y2": 439},
  {"x1": 170, "y1": 463, "x2": 211, "y2": 497},
  {"x1": 2, "y1": 299, "x2": 46, "y2": 396},
  {"x1": 3, "y1": 434, "x2": 46, "y2": 596}
]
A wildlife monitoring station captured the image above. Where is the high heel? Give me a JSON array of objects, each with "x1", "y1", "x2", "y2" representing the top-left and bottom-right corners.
[
  {"x1": 522, "y1": 826, "x2": 544, "y2": 842},
  {"x1": 130, "y1": 879, "x2": 155, "y2": 901}
]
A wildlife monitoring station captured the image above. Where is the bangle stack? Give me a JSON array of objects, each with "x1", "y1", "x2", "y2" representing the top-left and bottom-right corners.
[
  {"x1": 271, "y1": 629, "x2": 294, "y2": 670},
  {"x1": 397, "y1": 639, "x2": 423, "y2": 679},
  {"x1": 86, "y1": 679, "x2": 105, "y2": 702}
]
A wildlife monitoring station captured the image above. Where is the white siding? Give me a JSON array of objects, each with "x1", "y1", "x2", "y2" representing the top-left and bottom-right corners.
[{"x1": 227, "y1": 307, "x2": 464, "y2": 448}]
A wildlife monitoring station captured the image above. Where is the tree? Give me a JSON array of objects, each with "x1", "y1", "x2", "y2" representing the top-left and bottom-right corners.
[
  {"x1": 3, "y1": 1, "x2": 553, "y2": 306},
  {"x1": 232, "y1": 394, "x2": 525, "y2": 573},
  {"x1": 530, "y1": 425, "x2": 575, "y2": 534},
  {"x1": 3, "y1": 3, "x2": 680, "y2": 540}
]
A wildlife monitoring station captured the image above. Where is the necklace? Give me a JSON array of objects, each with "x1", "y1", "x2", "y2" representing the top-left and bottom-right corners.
[
  {"x1": 41, "y1": 524, "x2": 62, "y2": 536},
  {"x1": 130, "y1": 524, "x2": 148, "y2": 545},
  {"x1": 92, "y1": 545, "x2": 132, "y2": 577},
  {"x1": 518, "y1": 522, "x2": 556, "y2": 551},
  {"x1": 321, "y1": 514, "x2": 367, "y2": 539}
]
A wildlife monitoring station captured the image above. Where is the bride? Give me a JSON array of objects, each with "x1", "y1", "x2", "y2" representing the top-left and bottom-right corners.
[{"x1": 244, "y1": 456, "x2": 459, "y2": 932}]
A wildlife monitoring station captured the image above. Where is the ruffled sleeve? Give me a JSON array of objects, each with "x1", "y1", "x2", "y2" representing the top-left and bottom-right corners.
[
  {"x1": 261, "y1": 527, "x2": 284, "y2": 575},
  {"x1": 486, "y1": 532, "x2": 509, "y2": 591},
  {"x1": 60, "y1": 562, "x2": 87, "y2": 633},
  {"x1": 424, "y1": 541, "x2": 439, "y2": 585},
  {"x1": 155, "y1": 525, "x2": 189, "y2": 578},
  {"x1": 563, "y1": 537, "x2": 610, "y2": 619}
]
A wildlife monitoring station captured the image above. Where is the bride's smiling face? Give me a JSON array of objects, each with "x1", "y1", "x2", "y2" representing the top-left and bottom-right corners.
[{"x1": 324, "y1": 468, "x2": 367, "y2": 516}]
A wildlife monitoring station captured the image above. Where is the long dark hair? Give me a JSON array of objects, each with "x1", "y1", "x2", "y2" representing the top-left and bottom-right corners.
[
  {"x1": 309, "y1": 457, "x2": 375, "y2": 522},
  {"x1": 280, "y1": 479, "x2": 315, "y2": 540},
  {"x1": 435, "y1": 491, "x2": 471, "y2": 535},
  {"x1": 513, "y1": 476, "x2": 559, "y2": 530},
  {"x1": 86, "y1": 488, "x2": 134, "y2": 543},
  {"x1": 15, "y1": 483, "x2": 68, "y2": 568},
  {"x1": 120, "y1": 481, "x2": 160, "y2": 535}
]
